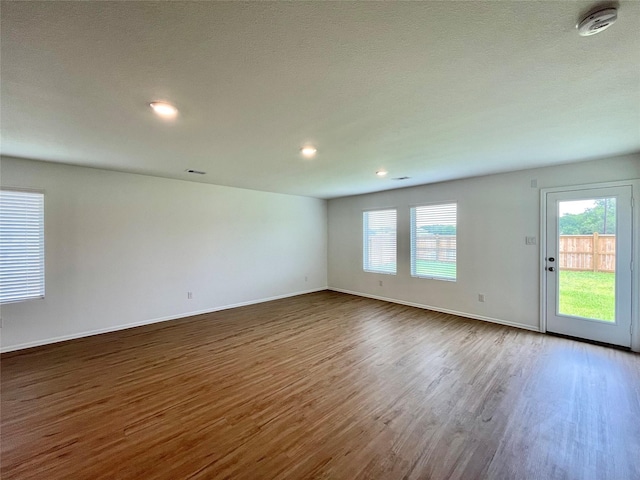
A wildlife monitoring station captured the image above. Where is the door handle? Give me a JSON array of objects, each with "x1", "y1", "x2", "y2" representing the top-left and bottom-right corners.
[{"x1": 548, "y1": 257, "x2": 555, "y2": 262}]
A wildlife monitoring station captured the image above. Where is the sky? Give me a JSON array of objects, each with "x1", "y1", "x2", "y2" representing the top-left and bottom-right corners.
[{"x1": 559, "y1": 199, "x2": 597, "y2": 216}]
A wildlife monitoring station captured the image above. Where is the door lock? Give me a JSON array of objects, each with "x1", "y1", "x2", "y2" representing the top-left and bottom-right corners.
[{"x1": 547, "y1": 266, "x2": 555, "y2": 272}]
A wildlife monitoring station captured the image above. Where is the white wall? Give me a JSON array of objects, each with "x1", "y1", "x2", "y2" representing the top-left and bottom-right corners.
[
  {"x1": 0, "y1": 157, "x2": 328, "y2": 352},
  {"x1": 3, "y1": 154, "x2": 639, "y2": 353},
  {"x1": 328, "y1": 155, "x2": 640, "y2": 337}
]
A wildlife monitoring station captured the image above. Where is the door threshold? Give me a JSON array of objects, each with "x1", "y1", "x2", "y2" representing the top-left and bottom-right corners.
[{"x1": 546, "y1": 331, "x2": 631, "y2": 351}]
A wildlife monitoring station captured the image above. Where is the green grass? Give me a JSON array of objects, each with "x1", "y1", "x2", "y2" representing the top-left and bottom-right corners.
[
  {"x1": 414, "y1": 260, "x2": 456, "y2": 280},
  {"x1": 558, "y1": 270, "x2": 615, "y2": 322}
]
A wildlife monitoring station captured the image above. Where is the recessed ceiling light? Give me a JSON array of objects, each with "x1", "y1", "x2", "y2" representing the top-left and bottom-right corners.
[
  {"x1": 300, "y1": 146, "x2": 317, "y2": 158},
  {"x1": 150, "y1": 102, "x2": 178, "y2": 119},
  {"x1": 376, "y1": 170, "x2": 388, "y2": 177}
]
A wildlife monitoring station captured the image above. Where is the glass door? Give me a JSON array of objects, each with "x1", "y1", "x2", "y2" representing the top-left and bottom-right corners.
[{"x1": 545, "y1": 186, "x2": 632, "y2": 347}]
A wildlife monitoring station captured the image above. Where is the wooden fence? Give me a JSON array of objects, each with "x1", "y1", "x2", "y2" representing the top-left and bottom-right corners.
[
  {"x1": 559, "y1": 233, "x2": 615, "y2": 273},
  {"x1": 367, "y1": 234, "x2": 457, "y2": 267},
  {"x1": 414, "y1": 235, "x2": 456, "y2": 263},
  {"x1": 370, "y1": 233, "x2": 614, "y2": 273},
  {"x1": 367, "y1": 233, "x2": 396, "y2": 268}
]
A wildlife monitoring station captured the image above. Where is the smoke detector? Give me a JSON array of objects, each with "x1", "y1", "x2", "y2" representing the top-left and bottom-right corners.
[{"x1": 577, "y1": 8, "x2": 618, "y2": 36}]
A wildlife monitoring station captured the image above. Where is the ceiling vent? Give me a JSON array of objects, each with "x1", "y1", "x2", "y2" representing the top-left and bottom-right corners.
[
  {"x1": 185, "y1": 169, "x2": 206, "y2": 175},
  {"x1": 577, "y1": 8, "x2": 618, "y2": 36}
]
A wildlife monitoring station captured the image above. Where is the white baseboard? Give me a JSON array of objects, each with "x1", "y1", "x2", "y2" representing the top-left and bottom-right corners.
[
  {"x1": 329, "y1": 287, "x2": 541, "y2": 333},
  {"x1": 1, "y1": 287, "x2": 328, "y2": 353}
]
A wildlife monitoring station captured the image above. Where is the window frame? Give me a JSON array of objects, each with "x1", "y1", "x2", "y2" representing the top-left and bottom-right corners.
[
  {"x1": 0, "y1": 187, "x2": 46, "y2": 304},
  {"x1": 410, "y1": 201, "x2": 457, "y2": 282},
  {"x1": 363, "y1": 208, "x2": 397, "y2": 275}
]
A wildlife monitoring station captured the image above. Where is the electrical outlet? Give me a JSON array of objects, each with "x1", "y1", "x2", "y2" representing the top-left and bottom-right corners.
[
  {"x1": 525, "y1": 236, "x2": 536, "y2": 245},
  {"x1": 187, "y1": 291, "x2": 193, "y2": 299},
  {"x1": 478, "y1": 294, "x2": 485, "y2": 302},
  {"x1": 379, "y1": 280, "x2": 383, "y2": 287}
]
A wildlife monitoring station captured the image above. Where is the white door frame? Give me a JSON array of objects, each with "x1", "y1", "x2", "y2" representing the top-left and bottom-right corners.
[{"x1": 539, "y1": 179, "x2": 639, "y2": 352}]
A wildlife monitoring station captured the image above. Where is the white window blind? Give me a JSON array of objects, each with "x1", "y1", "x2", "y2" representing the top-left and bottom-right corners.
[
  {"x1": 363, "y1": 209, "x2": 397, "y2": 274},
  {"x1": 0, "y1": 189, "x2": 45, "y2": 303},
  {"x1": 411, "y1": 203, "x2": 457, "y2": 281}
]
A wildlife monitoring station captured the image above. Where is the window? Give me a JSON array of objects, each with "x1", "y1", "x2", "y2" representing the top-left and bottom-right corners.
[
  {"x1": 0, "y1": 189, "x2": 45, "y2": 303},
  {"x1": 411, "y1": 202, "x2": 457, "y2": 281},
  {"x1": 363, "y1": 209, "x2": 396, "y2": 274}
]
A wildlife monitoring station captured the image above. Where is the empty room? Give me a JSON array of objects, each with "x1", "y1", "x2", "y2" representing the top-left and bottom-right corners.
[{"x1": 1, "y1": 1, "x2": 639, "y2": 479}]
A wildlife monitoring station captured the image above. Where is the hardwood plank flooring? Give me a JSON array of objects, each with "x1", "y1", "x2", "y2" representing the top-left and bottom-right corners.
[{"x1": 2, "y1": 291, "x2": 639, "y2": 479}]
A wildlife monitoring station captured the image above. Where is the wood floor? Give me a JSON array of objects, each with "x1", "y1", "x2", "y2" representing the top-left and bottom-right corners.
[{"x1": 2, "y1": 291, "x2": 639, "y2": 480}]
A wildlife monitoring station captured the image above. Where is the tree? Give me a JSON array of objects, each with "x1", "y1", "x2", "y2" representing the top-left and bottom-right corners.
[
  {"x1": 559, "y1": 199, "x2": 616, "y2": 235},
  {"x1": 419, "y1": 225, "x2": 456, "y2": 235}
]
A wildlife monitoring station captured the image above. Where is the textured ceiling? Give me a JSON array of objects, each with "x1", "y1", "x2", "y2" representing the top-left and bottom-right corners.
[{"x1": 1, "y1": 1, "x2": 639, "y2": 199}]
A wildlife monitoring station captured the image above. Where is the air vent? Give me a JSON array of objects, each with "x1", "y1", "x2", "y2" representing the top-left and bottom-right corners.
[
  {"x1": 392, "y1": 176, "x2": 411, "y2": 181},
  {"x1": 185, "y1": 169, "x2": 206, "y2": 175}
]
